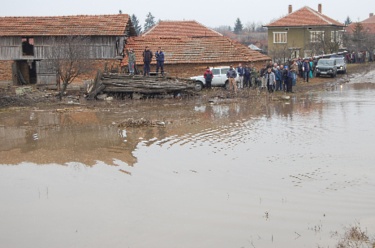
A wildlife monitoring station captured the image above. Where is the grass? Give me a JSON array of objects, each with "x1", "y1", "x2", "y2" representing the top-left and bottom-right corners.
[{"x1": 335, "y1": 223, "x2": 375, "y2": 248}]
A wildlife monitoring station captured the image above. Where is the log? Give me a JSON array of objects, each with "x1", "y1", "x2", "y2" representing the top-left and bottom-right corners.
[
  {"x1": 88, "y1": 72, "x2": 196, "y2": 98},
  {"x1": 86, "y1": 83, "x2": 106, "y2": 100}
]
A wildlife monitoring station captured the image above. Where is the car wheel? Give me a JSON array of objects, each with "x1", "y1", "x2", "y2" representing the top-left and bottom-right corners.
[
  {"x1": 316, "y1": 73, "x2": 320, "y2": 77},
  {"x1": 343, "y1": 69, "x2": 347, "y2": 74},
  {"x1": 224, "y1": 80, "x2": 230, "y2": 90},
  {"x1": 194, "y1": 81, "x2": 203, "y2": 91}
]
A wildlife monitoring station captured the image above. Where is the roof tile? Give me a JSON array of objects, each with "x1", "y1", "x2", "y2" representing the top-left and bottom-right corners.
[
  {"x1": 0, "y1": 14, "x2": 130, "y2": 36},
  {"x1": 142, "y1": 20, "x2": 222, "y2": 37},
  {"x1": 123, "y1": 36, "x2": 270, "y2": 65},
  {"x1": 265, "y1": 6, "x2": 345, "y2": 27}
]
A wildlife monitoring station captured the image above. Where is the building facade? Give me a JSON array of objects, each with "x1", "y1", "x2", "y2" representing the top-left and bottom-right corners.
[
  {"x1": 264, "y1": 4, "x2": 346, "y2": 61},
  {"x1": 0, "y1": 14, "x2": 137, "y2": 86}
]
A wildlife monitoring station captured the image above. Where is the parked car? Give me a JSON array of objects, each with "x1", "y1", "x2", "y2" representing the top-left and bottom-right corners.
[
  {"x1": 190, "y1": 66, "x2": 238, "y2": 91},
  {"x1": 332, "y1": 57, "x2": 347, "y2": 74},
  {"x1": 315, "y1": 58, "x2": 337, "y2": 78}
]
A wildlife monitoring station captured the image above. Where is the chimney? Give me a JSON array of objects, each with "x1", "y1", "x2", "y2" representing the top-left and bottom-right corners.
[
  {"x1": 370, "y1": 13, "x2": 374, "y2": 17},
  {"x1": 318, "y1": 3, "x2": 322, "y2": 13},
  {"x1": 288, "y1": 5, "x2": 292, "y2": 14}
]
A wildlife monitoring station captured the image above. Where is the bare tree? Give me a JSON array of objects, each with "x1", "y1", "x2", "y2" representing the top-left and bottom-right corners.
[
  {"x1": 268, "y1": 41, "x2": 298, "y2": 64},
  {"x1": 305, "y1": 30, "x2": 344, "y2": 56},
  {"x1": 345, "y1": 22, "x2": 375, "y2": 62},
  {"x1": 244, "y1": 22, "x2": 256, "y2": 32},
  {"x1": 46, "y1": 36, "x2": 92, "y2": 100}
]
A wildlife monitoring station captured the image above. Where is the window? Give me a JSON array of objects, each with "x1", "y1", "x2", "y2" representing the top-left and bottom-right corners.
[
  {"x1": 331, "y1": 31, "x2": 343, "y2": 43},
  {"x1": 221, "y1": 68, "x2": 230, "y2": 75},
  {"x1": 212, "y1": 68, "x2": 220, "y2": 75},
  {"x1": 310, "y1": 31, "x2": 324, "y2": 43},
  {"x1": 273, "y1": 32, "x2": 287, "y2": 43},
  {"x1": 22, "y1": 37, "x2": 34, "y2": 56}
]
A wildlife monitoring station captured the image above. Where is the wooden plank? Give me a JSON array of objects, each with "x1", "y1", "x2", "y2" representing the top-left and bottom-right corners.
[{"x1": 87, "y1": 83, "x2": 106, "y2": 100}]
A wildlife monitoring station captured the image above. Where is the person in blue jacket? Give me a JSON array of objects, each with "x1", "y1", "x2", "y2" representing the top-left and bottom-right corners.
[
  {"x1": 273, "y1": 63, "x2": 282, "y2": 91},
  {"x1": 155, "y1": 47, "x2": 165, "y2": 76},
  {"x1": 236, "y1": 63, "x2": 244, "y2": 88}
]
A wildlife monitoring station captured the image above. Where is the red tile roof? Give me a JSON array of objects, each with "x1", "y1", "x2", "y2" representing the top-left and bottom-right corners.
[
  {"x1": 346, "y1": 22, "x2": 375, "y2": 34},
  {"x1": 265, "y1": 6, "x2": 345, "y2": 27},
  {"x1": 0, "y1": 14, "x2": 131, "y2": 36},
  {"x1": 142, "y1": 20, "x2": 222, "y2": 37},
  {"x1": 123, "y1": 36, "x2": 270, "y2": 65},
  {"x1": 345, "y1": 14, "x2": 375, "y2": 34},
  {"x1": 362, "y1": 15, "x2": 375, "y2": 23}
]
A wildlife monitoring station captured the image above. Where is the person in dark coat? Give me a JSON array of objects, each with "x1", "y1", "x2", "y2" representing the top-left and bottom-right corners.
[
  {"x1": 203, "y1": 67, "x2": 214, "y2": 89},
  {"x1": 243, "y1": 64, "x2": 252, "y2": 88},
  {"x1": 302, "y1": 58, "x2": 310, "y2": 82},
  {"x1": 142, "y1": 46, "x2": 153, "y2": 76}
]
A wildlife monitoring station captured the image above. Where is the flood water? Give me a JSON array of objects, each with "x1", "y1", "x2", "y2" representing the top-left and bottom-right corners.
[{"x1": 1, "y1": 78, "x2": 375, "y2": 247}]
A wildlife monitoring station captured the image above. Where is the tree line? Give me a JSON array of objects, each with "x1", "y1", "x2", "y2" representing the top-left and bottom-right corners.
[{"x1": 129, "y1": 13, "x2": 266, "y2": 36}]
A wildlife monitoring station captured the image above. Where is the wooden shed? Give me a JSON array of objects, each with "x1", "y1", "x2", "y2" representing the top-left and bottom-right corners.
[{"x1": 0, "y1": 14, "x2": 137, "y2": 86}]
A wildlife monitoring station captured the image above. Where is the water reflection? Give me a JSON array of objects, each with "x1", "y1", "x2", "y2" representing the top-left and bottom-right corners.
[
  {"x1": 0, "y1": 93, "x2": 330, "y2": 167},
  {"x1": 1, "y1": 83, "x2": 375, "y2": 247},
  {"x1": 0, "y1": 110, "x2": 136, "y2": 166}
]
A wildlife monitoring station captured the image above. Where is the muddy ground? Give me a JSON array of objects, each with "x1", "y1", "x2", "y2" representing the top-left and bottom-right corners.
[{"x1": 0, "y1": 63, "x2": 374, "y2": 110}]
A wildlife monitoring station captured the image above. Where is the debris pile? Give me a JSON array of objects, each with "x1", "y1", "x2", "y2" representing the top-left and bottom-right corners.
[
  {"x1": 86, "y1": 72, "x2": 196, "y2": 100},
  {"x1": 118, "y1": 118, "x2": 166, "y2": 128}
]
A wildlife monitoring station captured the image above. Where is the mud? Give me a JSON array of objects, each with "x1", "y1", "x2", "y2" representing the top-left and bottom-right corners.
[{"x1": 1, "y1": 63, "x2": 372, "y2": 109}]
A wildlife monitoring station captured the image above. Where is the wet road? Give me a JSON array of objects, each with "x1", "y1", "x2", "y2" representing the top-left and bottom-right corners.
[{"x1": 1, "y1": 79, "x2": 375, "y2": 247}]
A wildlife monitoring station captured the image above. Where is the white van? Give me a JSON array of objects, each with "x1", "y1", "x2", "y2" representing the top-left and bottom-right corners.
[{"x1": 190, "y1": 66, "x2": 239, "y2": 91}]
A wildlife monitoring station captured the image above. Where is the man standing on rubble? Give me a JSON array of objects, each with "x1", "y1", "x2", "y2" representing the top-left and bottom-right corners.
[
  {"x1": 155, "y1": 47, "x2": 165, "y2": 76},
  {"x1": 142, "y1": 46, "x2": 153, "y2": 76},
  {"x1": 126, "y1": 48, "x2": 136, "y2": 75}
]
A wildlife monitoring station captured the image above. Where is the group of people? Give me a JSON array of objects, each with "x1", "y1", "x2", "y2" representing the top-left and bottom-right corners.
[
  {"x1": 124, "y1": 46, "x2": 165, "y2": 76},
  {"x1": 203, "y1": 63, "x2": 256, "y2": 93},
  {"x1": 258, "y1": 61, "x2": 299, "y2": 93},
  {"x1": 203, "y1": 60, "x2": 303, "y2": 94},
  {"x1": 346, "y1": 51, "x2": 370, "y2": 64}
]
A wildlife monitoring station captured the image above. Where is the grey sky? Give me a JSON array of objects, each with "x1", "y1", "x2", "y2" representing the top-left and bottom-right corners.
[{"x1": 1, "y1": 0, "x2": 373, "y2": 29}]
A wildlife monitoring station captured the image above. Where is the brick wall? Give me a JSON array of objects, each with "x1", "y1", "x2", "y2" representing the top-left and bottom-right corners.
[
  {"x1": 139, "y1": 61, "x2": 267, "y2": 78},
  {"x1": 1, "y1": 59, "x2": 267, "y2": 86},
  {"x1": 72, "y1": 59, "x2": 121, "y2": 83},
  {"x1": 0, "y1": 61, "x2": 14, "y2": 82}
]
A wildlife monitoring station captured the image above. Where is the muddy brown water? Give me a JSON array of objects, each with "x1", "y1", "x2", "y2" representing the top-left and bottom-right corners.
[{"x1": 1, "y1": 71, "x2": 375, "y2": 247}]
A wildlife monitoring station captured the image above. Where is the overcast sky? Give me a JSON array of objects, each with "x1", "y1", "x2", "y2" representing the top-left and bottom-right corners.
[{"x1": 1, "y1": 0, "x2": 373, "y2": 29}]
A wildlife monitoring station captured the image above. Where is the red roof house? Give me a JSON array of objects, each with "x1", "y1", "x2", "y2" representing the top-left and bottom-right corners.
[
  {"x1": 123, "y1": 20, "x2": 270, "y2": 77},
  {"x1": 264, "y1": 4, "x2": 346, "y2": 59}
]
